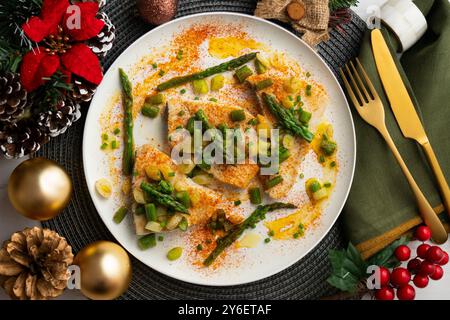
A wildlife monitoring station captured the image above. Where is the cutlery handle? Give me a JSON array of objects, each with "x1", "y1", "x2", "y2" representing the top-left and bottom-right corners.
[
  {"x1": 421, "y1": 141, "x2": 450, "y2": 214},
  {"x1": 379, "y1": 128, "x2": 448, "y2": 244}
]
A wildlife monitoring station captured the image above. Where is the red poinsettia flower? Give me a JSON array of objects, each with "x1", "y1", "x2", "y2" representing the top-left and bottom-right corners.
[{"x1": 20, "y1": 0, "x2": 105, "y2": 91}]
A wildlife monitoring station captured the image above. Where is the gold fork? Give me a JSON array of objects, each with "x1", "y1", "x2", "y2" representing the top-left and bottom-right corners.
[{"x1": 340, "y1": 58, "x2": 448, "y2": 244}]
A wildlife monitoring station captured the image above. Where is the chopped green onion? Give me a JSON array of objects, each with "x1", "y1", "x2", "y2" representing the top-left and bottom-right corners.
[
  {"x1": 196, "y1": 244, "x2": 203, "y2": 251},
  {"x1": 268, "y1": 230, "x2": 275, "y2": 237},
  {"x1": 299, "y1": 173, "x2": 304, "y2": 179},
  {"x1": 194, "y1": 96, "x2": 199, "y2": 100},
  {"x1": 177, "y1": 110, "x2": 185, "y2": 117},
  {"x1": 178, "y1": 217, "x2": 188, "y2": 231},
  {"x1": 264, "y1": 238, "x2": 271, "y2": 243},
  {"x1": 175, "y1": 191, "x2": 191, "y2": 208},
  {"x1": 235, "y1": 65, "x2": 253, "y2": 83},
  {"x1": 113, "y1": 206, "x2": 128, "y2": 224},
  {"x1": 308, "y1": 181, "x2": 321, "y2": 193},
  {"x1": 142, "y1": 104, "x2": 160, "y2": 118},
  {"x1": 100, "y1": 142, "x2": 108, "y2": 150},
  {"x1": 255, "y1": 78, "x2": 273, "y2": 90},
  {"x1": 210, "y1": 74, "x2": 225, "y2": 91},
  {"x1": 147, "y1": 93, "x2": 165, "y2": 105},
  {"x1": 167, "y1": 247, "x2": 183, "y2": 261},
  {"x1": 186, "y1": 116, "x2": 195, "y2": 135},
  {"x1": 101, "y1": 133, "x2": 108, "y2": 141},
  {"x1": 320, "y1": 135, "x2": 337, "y2": 156},
  {"x1": 113, "y1": 128, "x2": 120, "y2": 135},
  {"x1": 247, "y1": 118, "x2": 258, "y2": 126},
  {"x1": 306, "y1": 72, "x2": 311, "y2": 77},
  {"x1": 145, "y1": 203, "x2": 157, "y2": 222},
  {"x1": 319, "y1": 155, "x2": 325, "y2": 163},
  {"x1": 152, "y1": 63, "x2": 158, "y2": 69},
  {"x1": 209, "y1": 97, "x2": 218, "y2": 102},
  {"x1": 278, "y1": 147, "x2": 290, "y2": 163},
  {"x1": 266, "y1": 176, "x2": 283, "y2": 189},
  {"x1": 324, "y1": 182, "x2": 332, "y2": 188},
  {"x1": 305, "y1": 84, "x2": 312, "y2": 96},
  {"x1": 176, "y1": 49, "x2": 183, "y2": 60},
  {"x1": 249, "y1": 187, "x2": 262, "y2": 205},
  {"x1": 135, "y1": 205, "x2": 145, "y2": 215},
  {"x1": 138, "y1": 234, "x2": 156, "y2": 250},
  {"x1": 192, "y1": 79, "x2": 208, "y2": 95},
  {"x1": 293, "y1": 232, "x2": 300, "y2": 239},
  {"x1": 159, "y1": 70, "x2": 165, "y2": 76},
  {"x1": 330, "y1": 161, "x2": 337, "y2": 168},
  {"x1": 180, "y1": 88, "x2": 186, "y2": 94},
  {"x1": 110, "y1": 140, "x2": 118, "y2": 149},
  {"x1": 299, "y1": 110, "x2": 312, "y2": 125},
  {"x1": 234, "y1": 200, "x2": 242, "y2": 206},
  {"x1": 158, "y1": 235, "x2": 164, "y2": 241},
  {"x1": 230, "y1": 109, "x2": 246, "y2": 122}
]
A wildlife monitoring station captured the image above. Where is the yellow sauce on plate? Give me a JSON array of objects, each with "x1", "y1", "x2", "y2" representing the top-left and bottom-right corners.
[{"x1": 208, "y1": 37, "x2": 263, "y2": 59}]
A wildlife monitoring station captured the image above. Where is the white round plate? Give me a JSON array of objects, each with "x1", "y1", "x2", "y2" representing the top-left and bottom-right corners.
[{"x1": 83, "y1": 12, "x2": 356, "y2": 286}]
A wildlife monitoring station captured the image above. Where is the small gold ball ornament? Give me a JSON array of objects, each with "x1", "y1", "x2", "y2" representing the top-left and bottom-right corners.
[
  {"x1": 8, "y1": 157, "x2": 72, "y2": 221},
  {"x1": 74, "y1": 241, "x2": 132, "y2": 300}
]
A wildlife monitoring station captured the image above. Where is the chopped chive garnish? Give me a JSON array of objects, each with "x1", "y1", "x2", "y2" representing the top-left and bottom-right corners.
[
  {"x1": 100, "y1": 142, "x2": 108, "y2": 150},
  {"x1": 305, "y1": 84, "x2": 312, "y2": 96},
  {"x1": 249, "y1": 187, "x2": 262, "y2": 205},
  {"x1": 324, "y1": 182, "x2": 332, "y2": 188},
  {"x1": 111, "y1": 140, "x2": 118, "y2": 149},
  {"x1": 264, "y1": 238, "x2": 271, "y2": 243},
  {"x1": 247, "y1": 118, "x2": 258, "y2": 126},
  {"x1": 288, "y1": 95, "x2": 293, "y2": 101},
  {"x1": 306, "y1": 72, "x2": 311, "y2": 77},
  {"x1": 230, "y1": 109, "x2": 246, "y2": 122},
  {"x1": 178, "y1": 110, "x2": 185, "y2": 116},
  {"x1": 266, "y1": 176, "x2": 283, "y2": 189},
  {"x1": 113, "y1": 128, "x2": 120, "y2": 135},
  {"x1": 176, "y1": 49, "x2": 183, "y2": 60},
  {"x1": 209, "y1": 97, "x2": 218, "y2": 102},
  {"x1": 234, "y1": 200, "x2": 242, "y2": 206},
  {"x1": 101, "y1": 133, "x2": 108, "y2": 141},
  {"x1": 158, "y1": 235, "x2": 164, "y2": 241},
  {"x1": 168, "y1": 172, "x2": 175, "y2": 177},
  {"x1": 268, "y1": 230, "x2": 275, "y2": 237},
  {"x1": 319, "y1": 155, "x2": 325, "y2": 163},
  {"x1": 330, "y1": 161, "x2": 337, "y2": 168},
  {"x1": 196, "y1": 244, "x2": 203, "y2": 251},
  {"x1": 194, "y1": 96, "x2": 199, "y2": 100},
  {"x1": 293, "y1": 232, "x2": 300, "y2": 239},
  {"x1": 159, "y1": 70, "x2": 165, "y2": 76},
  {"x1": 152, "y1": 63, "x2": 158, "y2": 69},
  {"x1": 299, "y1": 173, "x2": 304, "y2": 179},
  {"x1": 180, "y1": 88, "x2": 186, "y2": 94}
]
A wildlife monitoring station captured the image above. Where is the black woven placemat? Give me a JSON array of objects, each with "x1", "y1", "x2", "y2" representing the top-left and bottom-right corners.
[{"x1": 36, "y1": 0, "x2": 366, "y2": 299}]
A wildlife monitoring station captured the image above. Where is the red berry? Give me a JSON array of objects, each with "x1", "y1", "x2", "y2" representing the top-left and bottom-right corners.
[
  {"x1": 375, "y1": 287, "x2": 395, "y2": 300},
  {"x1": 438, "y1": 252, "x2": 449, "y2": 266},
  {"x1": 426, "y1": 246, "x2": 444, "y2": 263},
  {"x1": 390, "y1": 267, "x2": 411, "y2": 287},
  {"x1": 397, "y1": 284, "x2": 416, "y2": 300},
  {"x1": 415, "y1": 225, "x2": 431, "y2": 241},
  {"x1": 419, "y1": 261, "x2": 436, "y2": 276},
  {"x1": 379, "y1": 267, "x2": 390, "y2": 287},
  {"x1": 394, "y1": 245, "x2": 411, "y2": 261},
  {"x1": 430, "y1": 265, "x2": 444, "y2": 280},
  {"x1": 417, "y1": 243, "x2": 431, "y2": 259},
  {"x1": 412, "y1": 274, "x2": 429, "y2": 288},
  {"x1": 407, "y1": 258, "x2": 422, "y2": 274}
]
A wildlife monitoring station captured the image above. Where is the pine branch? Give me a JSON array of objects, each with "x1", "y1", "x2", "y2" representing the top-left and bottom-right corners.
[{"x1": 329, "y1": 0, "x2": 359, "y2": 12}]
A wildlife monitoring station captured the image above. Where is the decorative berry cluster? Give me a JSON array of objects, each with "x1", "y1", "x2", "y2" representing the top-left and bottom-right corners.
[{"x1": 374, "y1": 226, "x2": 448, "y2": 300}]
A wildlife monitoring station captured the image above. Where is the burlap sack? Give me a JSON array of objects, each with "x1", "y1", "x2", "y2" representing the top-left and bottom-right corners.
[{"x1": 255, "y1": 0, "x2": 330, "y2": 47}]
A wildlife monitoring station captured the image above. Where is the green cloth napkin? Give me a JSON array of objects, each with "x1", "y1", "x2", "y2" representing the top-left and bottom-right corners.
[{"x1": 342, "y1": 0, "x2": 450, "y2": 257}]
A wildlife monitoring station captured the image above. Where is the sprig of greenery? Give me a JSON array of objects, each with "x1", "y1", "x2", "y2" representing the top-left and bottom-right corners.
[
  {"x1": 329, "y1": 0, "x2": 359, "y2": 12},
  {"x1": 327, "y1": 237, "x2": 409, "y2": 293}
]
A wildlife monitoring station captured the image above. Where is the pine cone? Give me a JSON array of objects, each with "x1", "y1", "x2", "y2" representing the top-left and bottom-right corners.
[
  {"x1": 0, "y1": 72, "x2": 29, "y2": 124},
  {"x1": 68, "y1": 76, "x2": 97, "y2": 103},
  {"x1": 0, "y1": 120, "x2": 49, "y2": 159},
  {"x1": 89, "y1": 12, "x2": 116, "y2": 57},
  {"x1": 38, "y1": 99, "x2": 81, "y2": 138},
  {"x1": 0, "y1": 227, "x2": 74, "y2": 300}
]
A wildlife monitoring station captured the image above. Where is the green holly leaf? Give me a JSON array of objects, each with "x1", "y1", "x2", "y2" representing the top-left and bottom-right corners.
[
  {"x1": 327, "y1": 242, "x2": 367, "y2": 293},
  {"x1": 368, "y1": 236, "x2": 410, "y2": 268}
]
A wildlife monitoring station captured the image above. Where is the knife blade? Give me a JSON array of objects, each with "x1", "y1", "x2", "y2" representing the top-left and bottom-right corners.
[
  {"x1": 371, "y1": 28, "x2": 450, "y2": 214},
  {"x1": 371, "y1": 29, "x2": 427, "y2": 143}
]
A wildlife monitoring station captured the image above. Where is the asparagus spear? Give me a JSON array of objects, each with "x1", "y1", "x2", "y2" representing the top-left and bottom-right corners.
[
  {"x1": 203, "y1": 202, "x2": 295, "y2": 266},
  {"x1": 262, "y1": 93, "x2": 314, "y2": 143},
  {"x1": 140, "y1": 182, "x2": 189, "y2": 214},
  {"x1": 157, "y1": 52, "x2": 258, "y2": 91},
  {"x1": 119, "y1": 68, "x2": 135, "y2": 175}
]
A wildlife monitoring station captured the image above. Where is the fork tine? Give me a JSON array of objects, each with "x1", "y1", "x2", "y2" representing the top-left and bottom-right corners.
[
  {"x1": 355, "y1": 58, "x2": 379, "y2": 100},
  {"x1": 339, "y1": 68, "x2": 362, "y2": 109},
  {"x1": 344, "y1": 63, "x2": 366, "y2": 104},
  {"x1": 349, "y1": 60, "x2": 371, "y2": 101}
]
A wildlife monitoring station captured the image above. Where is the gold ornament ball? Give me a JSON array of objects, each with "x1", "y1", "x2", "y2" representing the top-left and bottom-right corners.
[
  {"x1": 74, "y1": 241, "x2": 132, "y2": 300},
  {"x1": 8, "y1": 158, "x2": 72, "y2": 221}
]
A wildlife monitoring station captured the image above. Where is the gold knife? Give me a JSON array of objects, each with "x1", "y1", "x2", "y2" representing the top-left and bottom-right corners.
[{"x1": 371, "y1": 29, "x2": 450, "y2": 216}]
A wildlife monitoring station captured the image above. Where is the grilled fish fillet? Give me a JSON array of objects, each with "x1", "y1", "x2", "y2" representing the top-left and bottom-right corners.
[
  {"x1": 132, "y1": 144, "x2": 242, "y2": 235},
  {"x1": 167, "y1": 99, "x2": 259, "y2": 189}
]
